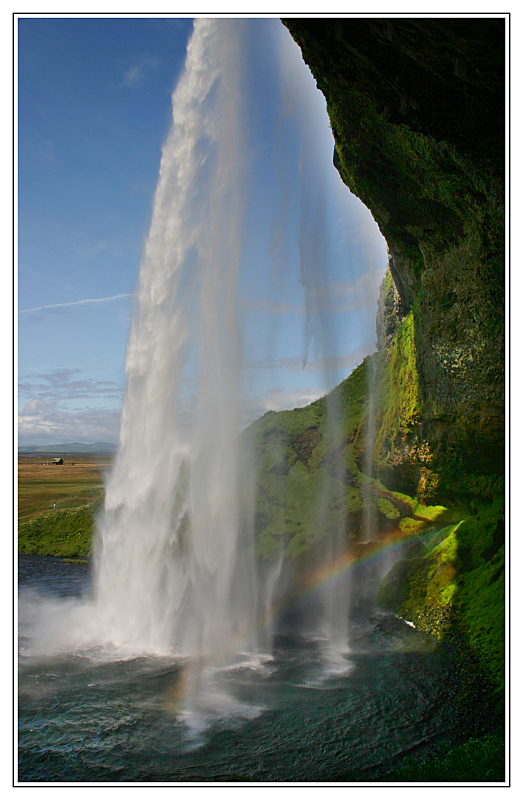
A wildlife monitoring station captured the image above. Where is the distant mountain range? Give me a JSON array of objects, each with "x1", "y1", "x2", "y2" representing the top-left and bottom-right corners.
[{"x1": 18, "y1": 441, "x2": 117, "y2": 454}]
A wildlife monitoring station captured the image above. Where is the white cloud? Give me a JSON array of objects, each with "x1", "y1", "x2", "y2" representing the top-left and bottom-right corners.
[
  {"x1": 18, "y1": 399, "x2": 121, "y2": 446},
  {"x1": 18, "y1": 368, "x2": 125, "y2": 446}
]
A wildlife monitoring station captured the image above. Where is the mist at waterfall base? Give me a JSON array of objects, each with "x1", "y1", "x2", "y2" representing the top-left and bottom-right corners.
[{"x1": 18, "y1": 19, "x2": 464, "y2": 783}]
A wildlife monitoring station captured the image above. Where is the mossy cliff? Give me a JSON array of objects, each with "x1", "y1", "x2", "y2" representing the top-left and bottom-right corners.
[{"x1": 282, "y1": 18, "x2": 505, "y2": 504}]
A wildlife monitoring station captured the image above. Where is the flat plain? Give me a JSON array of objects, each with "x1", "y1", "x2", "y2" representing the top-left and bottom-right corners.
[{"x1": 18, "y1": 453, "x2": 112, "y2": 523}]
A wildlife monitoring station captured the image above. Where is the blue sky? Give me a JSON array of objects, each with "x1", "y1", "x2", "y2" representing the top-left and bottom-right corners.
[{"x1": 17, "y1": 16, "x2": 388, "y2": 446}]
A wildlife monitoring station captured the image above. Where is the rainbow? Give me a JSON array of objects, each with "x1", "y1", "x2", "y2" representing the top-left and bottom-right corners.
[
  {"x1": 163, "y1": 531, "x2": 415, "y2": 712},
  {"x1": 260, "y1": 531, "x2": 411, "y2": 629}
]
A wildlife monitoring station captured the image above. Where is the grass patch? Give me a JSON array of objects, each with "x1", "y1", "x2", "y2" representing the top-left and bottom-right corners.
[
  {"x1": 17, "y1": 453, "x2": 110, "y2": 556},
  {"x1": 18, "y1": 498, "x2": 102, "y2": 558}
]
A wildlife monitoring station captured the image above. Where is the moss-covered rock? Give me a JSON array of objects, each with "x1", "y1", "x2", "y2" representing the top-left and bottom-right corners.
[
  {"x1": 376, "y1": 254, "x2": 405, "y2": 350},
  {"x1": 282, "y1": 17, "x2": 505, "y2": 506},
  {"x1": 243, "y1": 356, "x2": 454, "y2": 566},
  {"x1": 377, "y1": 498, "x2": 504, "y2": 695}
]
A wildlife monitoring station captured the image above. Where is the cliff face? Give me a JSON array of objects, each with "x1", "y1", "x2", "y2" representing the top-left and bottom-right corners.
[{"x1": 282, "y1": 18, "x2": 505, "y2": 503}]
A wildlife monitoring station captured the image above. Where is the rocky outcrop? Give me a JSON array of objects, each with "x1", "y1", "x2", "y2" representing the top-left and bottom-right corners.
[
  {"x1": 376, "y1": 254, "x2": 404, "y2": 350},
  {"x1": 282, "y1": 18, "x2": 505, "y2": 503}
]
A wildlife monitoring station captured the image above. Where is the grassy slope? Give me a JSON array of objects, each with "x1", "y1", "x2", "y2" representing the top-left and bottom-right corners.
[{"x1": 18, "y1": 498, "x2": 102, "y2": 557}]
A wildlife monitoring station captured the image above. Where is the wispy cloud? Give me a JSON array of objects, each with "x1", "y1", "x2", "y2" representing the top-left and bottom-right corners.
[
  {"x1": 19, "y1": 293, "x2": 132, "y2": 315},
  {"x1": 19, "y1": 368, "x2": 124, "y2": 405},
  {"x1": 18, "y1": 365, "x2": 125, "y2": 445},
  {"x1": 118, "y1": 56, "x2": 160, "y2": 89}
]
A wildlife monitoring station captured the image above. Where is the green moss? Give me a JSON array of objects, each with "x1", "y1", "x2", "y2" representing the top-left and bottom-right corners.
[
  {"x1": 366, "y1": 312, "x2": 424, "y2": 493},
  {"x1": 430, "y1": 524, "x2": 461, "y2": 561},
  {"x1": 378, "y1": 498, "x2": 400, "y2": 519},
  {"x1": 453, "y1": 500, "x2": 505, "y2": 693},
  {"x1": 378, "y1": 520, "x2": 459, "y2": 621},
  {"x1": 376, "y1": 557, "x2": 427, "y2": 611},
  {"x1": 377, "y1": 500, "x2": 504, "y2": 694},
  {"x1": 399, "y1": 518, "x2": 426, "y2": 534},
  {"x1": 390, "y1": 490, "x2": 418, "y2": 511},
  {"x1": 412, "y1": 502, "x2": 447, "y2": 521},
  {"x1": 253, "y1": 459, "x2": 350, "y2": 562}
]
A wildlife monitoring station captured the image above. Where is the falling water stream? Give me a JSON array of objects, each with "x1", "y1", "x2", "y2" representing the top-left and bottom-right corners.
[
  {"x1": 18, "y1": 19, "x2": 466, "y2": 782},
  {"x1": 94, "y1": 18, "x2": 257, "y2": 662}
]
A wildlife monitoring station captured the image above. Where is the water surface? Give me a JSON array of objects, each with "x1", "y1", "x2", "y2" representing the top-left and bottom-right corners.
[{"x1": 18, "y1": 555, "x2": 463, "y2": 783}]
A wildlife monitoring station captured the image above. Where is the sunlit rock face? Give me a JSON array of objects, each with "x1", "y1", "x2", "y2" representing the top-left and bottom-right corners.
[{"x1": 283, "y1": 18, "x2": 505, "y2": 502}]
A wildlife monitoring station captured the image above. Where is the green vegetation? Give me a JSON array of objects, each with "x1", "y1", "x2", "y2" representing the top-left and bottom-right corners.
[
  {"x1": 18, "y1": 329, "x2": 504, "y2": 781},
  {"x1": 243, "y1": 340, "x2": 451, "y2": 566},
  {"x1": 387, "y1": 733, "x2": 505, "y2": 782},
  {"x1": 377, "y1": 498, "x2": 505, "y2": 696},
  {"x1": 19, "y1": 19, "x2": 505, "y2": 782},
  {"x1": 18, "y1": 500, "x2": 101, "y2": 558},
  {"x1": 18, "y1": 308, "x2": 504, "y2": 727},
  {"x1": 246, "y1": 292, "x2": 505, "y2": 776},
  {"x1": 18, "y1": 455, "x2": 109, "y2": 558}
]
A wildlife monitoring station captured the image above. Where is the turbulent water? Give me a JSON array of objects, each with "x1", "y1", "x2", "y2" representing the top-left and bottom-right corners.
[{"x1": 18, "y1": 556, "x2": 464, "y2": 783}]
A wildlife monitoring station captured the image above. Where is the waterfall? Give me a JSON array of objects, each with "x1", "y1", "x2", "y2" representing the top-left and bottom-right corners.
[
  {"x1": 92, "y1": 19, "x2": 256, "y2": 658},
  {"x1": 23, "y1": 18, "x2": 386, "y2": 667}
]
